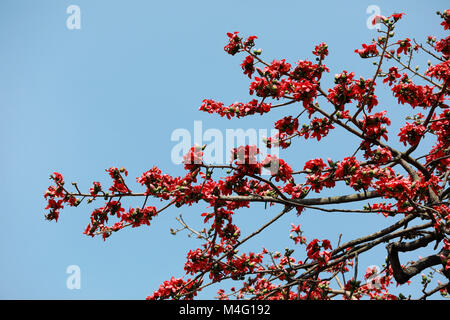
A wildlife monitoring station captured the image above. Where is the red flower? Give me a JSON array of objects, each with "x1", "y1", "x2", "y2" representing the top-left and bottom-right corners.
[
  {"x1": 304, "y1": 158, "x2": 326, "y2": 172},
  {"x1": 306, "y1": 239, "x2": 332, "y2": 267},
  {"x1": 390, "y1": 13, "x2": 405, "y2": 22},
  {"x1": 106, "y1": 167, "x2": 129, "y2": 194},
  {"x1": 383, "y1": 67, "x2": 401, "y2": 86},
  {"x1": 264, "y1": 132, "x2": 291, "y2": 149},
  {"x1": 398, "y1": 122, "x2": 426, "y2": 146},
  {"x1": 261, "y1": 155, "x2": 292, "y2": 182},
  {"x1": 392, "y1": 77, "x2": 436, "y2": 108},
  {"x1": 224, "y1": 32, "x2": 241, "y2": 55},
  {"x1": 44, "y1": 199, "x2": 64, "y2": 222},
  {"x1": 243, "y1": 35, "x2": 257, "y2": 49},
  {"x1": 426, "y1": 60, "x2": 450, "y2": 82},
  {"x1": 275, "y1": 116, "x2": 299, "y2": 135},
  {"x1": 89, "y1": 182, "x2": 102, "y2": 196},
  {"x1": 263, "y1": 59, "x2": 291, "y2": 79},
  {"x1": 312, "y1": 42, "x2": 329, "y2": 59},
  {"x1": 439, "y1": 9, "x2": 450, "y2": 30},
  {"x1": 435, "y1": 36, "x2": 450, "y2": 59},
  {"x1": 396, "y1": 38, "x2": 411, "y2": 55},
  {"x1": 52, "y1": 172, "x2": 64, "y2": 185},
  {"x1": 302, "y1": 117, "x2": 335, "y2": 141},
  {"x1": 359, "y1": 111, "x2": 391, "y2": 141},
  {"x1": 290, "y1": 60, "x2": 329, "y2": 81},
  {"x1": 444, "y1": 239, "x2": 450, "y2": 251},
  {"x1": 372, "y1": 15, "x2": 386, "y2": 25},
  {"x1": 183, "y1": 145, "x2": 204, "y2": 171},
  {"x1": 334, "y1": 157, "x2": 360, "y2": 179},
  {"x1": 121, "y1": 206, "x2": 157, "y2": 227},
  {"x1": 241, "y1": 55, "x2": 255, "y2": 78},
  {"x1": 355, "y1": 42, "x2": 379, "y2": 58},
  {"x1": 146, "y1": 277, "x2": 200, "y2": 300}
]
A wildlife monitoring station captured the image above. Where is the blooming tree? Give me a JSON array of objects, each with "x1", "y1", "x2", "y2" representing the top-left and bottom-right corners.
[{"x1": 44, "y1": 11, "x2": 450, "y2": 300}]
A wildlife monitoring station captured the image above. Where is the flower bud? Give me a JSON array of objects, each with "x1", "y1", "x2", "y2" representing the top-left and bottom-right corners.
[{"x1": 253, "y1": 48, "x2": 262, "y2": 55}]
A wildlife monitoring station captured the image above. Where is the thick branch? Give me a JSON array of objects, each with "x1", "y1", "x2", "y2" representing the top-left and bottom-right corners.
[
  {"x1": 387, "y1": 233, "x2": 446, "y2": 284},
  {"x1": 220, "y1": 190, "x2": 380, "y2": 206}
]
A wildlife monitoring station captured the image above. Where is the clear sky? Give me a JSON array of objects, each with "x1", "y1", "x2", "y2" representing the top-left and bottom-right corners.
[{"x1": 0, "y1": 0, "x2": 448, "y2": 299}]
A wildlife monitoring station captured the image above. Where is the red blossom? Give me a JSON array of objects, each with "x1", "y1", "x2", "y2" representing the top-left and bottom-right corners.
[
  {"x1": 359, "y1": 111, "x2": 391, "y2": 141},
  {"x1": 304, "y1": 158, "x2": 326, "y2": 172},
  {"x1": 183, "y1": 146, "x2": 204, "y2": 171},
  {"x1": 89, "y1": 182, "x2": 102, "y2": 196},
  {"x1": 440, "y1": 9, "x2": 450, "y2": 30},
  {"x1": 390, "y1": 13, "x2": 405, "y2": 22},
  {"x1": 383, "y1": 67, "x2": 401, "y2": 86},
  {"x1": 312, "y1": 42, "x2": 329, "y2": 59},
  {"x1": 224, "y1": 32, "x2": 241, "y2": 55},
  {"x1": 398, "y1": 122, "x2": 426, "y2": 146},
  {"x1": 261, "y1": 155, "x2": 293, "y2": 182},
  {"x1": 426, "y1": 60, "x2": 450, "y2": 82},
  {"x1": 274, "y1": 116, "x2": 299, "y2": 135},
  {"x1": 355, "y1": 42, "x2": 379, "y2": 58},
  {"x1": 371, "y1": 15, "x2": 386, "y2": 25},
  {"x1": 435, "y1": 35, "x2": 450, "y2": 59},
  {"x1": 241, "y1": 55, "x2": 255, "y2": 78},
  {"x1": 396, "y1": 38, "x2": 411, "y2": 55}
]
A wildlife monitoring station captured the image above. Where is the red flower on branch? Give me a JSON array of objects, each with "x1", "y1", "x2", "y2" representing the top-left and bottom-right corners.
[{"x1": 355, "y1": 42, "x2": 379, "y2": 58}]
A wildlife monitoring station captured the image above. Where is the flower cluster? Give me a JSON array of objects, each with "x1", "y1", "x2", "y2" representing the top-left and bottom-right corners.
[
  {"x1": 359, "y1": 111, "x2": 391, "y2": 142},
  {"x1": 146, "y1": 277, "x2": 202, "y2": 300},
  {"x1": 313, "y1": 42, "x2": 329, "y2": 59},
  {"x1": 426, "y1": 60, "x2": 450, "y2": 82},
  {"x1": 438, "y1": 10, "x2": 450, "y2": 29},
  {"x1": 435, "y1": 35, "x2": 450, "y2": 59},
  {"x1": 274, "y1": 116, "x2": 299, "y2": 135},
  {"x1": 44, "y1": 172, "x2": 78, "y2": 222},
  {"x1": 306, "y1": 239, "x2": 332, "y2": 267},
  {"x1": 392, "y1": 75, "x2": 437, "y2": 108},
  {"x1": 106, "y1": 167, "x2": 130, "y2": 194},
  {"x1": 301, "y1": 117, "x2": 335, "y2": 141},
  {"x1": 328, "y1": 72, "x2": 378, "y2": 112},
  {"x1": 261, "y1": 155, "x2": 293, "y2": 182},
  {"x1": 290, "y1": 224, "x2": 306, "y2": 245},
  {"x1": 183, "y1": 145, "x2": 204, "y2": 171},
  {"x1": 199, "y1": 99, "x2": 271, "y2": 119},
  {"x1": 398, "y1": 121, "x2": 426, "y2": 146}
]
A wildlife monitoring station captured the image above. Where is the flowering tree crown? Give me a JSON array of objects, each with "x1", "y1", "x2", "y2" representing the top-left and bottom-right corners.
[{"x1": 45, "y1": 10, "x2": 450, "y2": 300}]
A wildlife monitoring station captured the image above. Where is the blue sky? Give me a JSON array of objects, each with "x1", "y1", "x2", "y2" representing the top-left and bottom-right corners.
[{"x1": 0, "y1": 0, "x2": 448, "y2": 299}]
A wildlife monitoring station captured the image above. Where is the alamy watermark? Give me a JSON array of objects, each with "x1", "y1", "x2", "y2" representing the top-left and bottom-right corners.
[
  {"x1": 66, "y1": 265, "x2": 81, "y2": 290},
  {"x1": 66, "y1": 5, "x2": 81, "y2": 30},
  {"x1": 366, "y1": 5, "x2": 382, "y2": 31},
  {"x1": 171, "y1": 121, "x2": 280, "y2": 174},
  {"x1": 365, "y1": 265, "x2": 383, "y2": 290}
]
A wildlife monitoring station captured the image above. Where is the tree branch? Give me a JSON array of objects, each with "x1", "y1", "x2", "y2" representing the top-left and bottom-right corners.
[{"x1": 387, "y1": 233, "x2": 446, "y2": 284}]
